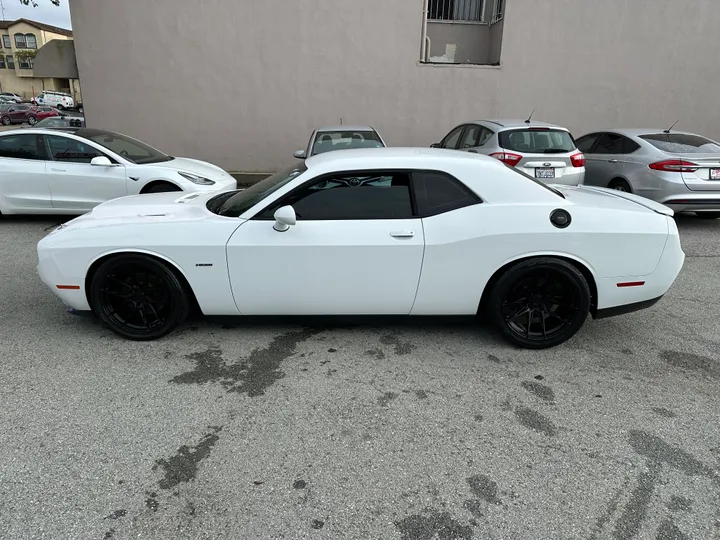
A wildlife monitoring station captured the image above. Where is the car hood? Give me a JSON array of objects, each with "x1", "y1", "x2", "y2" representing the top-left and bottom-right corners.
[
  {"x1": 151, "y1": 156, "x2": 234, "y2": 180},
  {"x1": 554, "y1": 185, "x2": 674, "y2": 216}
]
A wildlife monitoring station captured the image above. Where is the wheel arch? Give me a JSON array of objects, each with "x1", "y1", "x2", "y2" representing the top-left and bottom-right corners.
[
  {"x1": 139, "y1": 180, "x2": 183, "y2": 194},
  {"x1": 85, "y1": 249, "x2": 200, "y2": 313},
  {"x1": 477, "y1": 253, "x2": 599, "y2": 317},
  {"x1": 607, "y1": 177, "x2": 633, "y2": 191}
]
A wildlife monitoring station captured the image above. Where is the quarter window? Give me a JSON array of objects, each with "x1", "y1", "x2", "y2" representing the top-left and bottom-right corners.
[
  {"x1": 575, "y1": 133, "x2": 601, "y2": 153},
  {"x1": 459, "y1": 125, "x2": 481, "y2": 149},
  {"x1": 267, "y1": 172, "x2": 414, "y2": 220},
  {"x1": 0, "y1": 134, "x2": 43, "y2": 160},
  {"x1": 46, "y1": 135, "x2": 104, "y2": 164},
  {"x1": 593, "y1": 133, "x2": 625, "y2": 154},
  {"x1": 412, "y1": 171, "x2": 481, "y2": 217},
  {"x1": 477, "y1": 127, "x2": 494, "y2": 146}
]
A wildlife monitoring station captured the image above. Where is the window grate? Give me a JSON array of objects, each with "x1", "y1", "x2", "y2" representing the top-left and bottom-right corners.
[{"x1": 428, "y1": 0, "x2": 485, "y2": 23}]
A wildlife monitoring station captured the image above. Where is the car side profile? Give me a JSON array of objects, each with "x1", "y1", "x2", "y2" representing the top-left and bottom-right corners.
[
  {"x1": 0, "y1": 128, "x2": 237, "y2": 215},
  {"x1": 576, "y1": 129, "x2": 720, "y2": 219},
  {"x1": 294, "y1": 125, "x2": 386, "y2": 159},
  {"x1": 37, "y1": 148, "x2": 684, "y2": 349},
  {"x1": 432, "y1": 119, "x2": 586, "y2": 186},
  {"x1": 0, "y1": 103, "x2": 39, "y2": 125}
]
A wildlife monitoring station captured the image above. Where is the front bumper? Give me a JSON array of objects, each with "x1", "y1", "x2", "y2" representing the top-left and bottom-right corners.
[{"x1": 37, "y1": 248, "x2": 91, "y2": 311}]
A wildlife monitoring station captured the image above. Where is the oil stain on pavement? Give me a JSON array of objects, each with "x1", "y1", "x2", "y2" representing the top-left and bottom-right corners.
[
  {"x1": 513, "y1": 406, "x2": 558, "y2": 437},
  {"x1": 153, "y1": 426, "x2": 223, "y2": 490},
  {"x1": 395, "y1": 510, "x2": 474, "y2": 540}
]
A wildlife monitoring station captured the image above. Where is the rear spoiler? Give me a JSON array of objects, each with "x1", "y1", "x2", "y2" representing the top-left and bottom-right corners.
[{"x1": 579, "y1": 185, "x2": 674, "y2": 217}]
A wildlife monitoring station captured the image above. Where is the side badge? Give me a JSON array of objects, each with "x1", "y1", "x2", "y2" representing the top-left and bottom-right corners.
[{"x1": 195, "y1": 263, "x2": 213, "y2": 267}]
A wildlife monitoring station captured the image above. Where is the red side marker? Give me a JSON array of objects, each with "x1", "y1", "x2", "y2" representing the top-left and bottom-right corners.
[
  {"x1": 616, "y1": 281, "x2": 645, "y2": 288},
  {"x1": 56, "y1": 285, "x2": 80, "y2": 290}
]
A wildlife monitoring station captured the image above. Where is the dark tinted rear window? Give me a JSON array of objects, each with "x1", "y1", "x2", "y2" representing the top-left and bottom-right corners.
[
  {"x1": 499, "y1": 128, "x2": 576, "y2": 153},
  {"x1": 412, "y1": 171, "x2": 481, "y2": 217},
  {"x1": 639, "y1": 133, "x2": 720, "y2": 154}
]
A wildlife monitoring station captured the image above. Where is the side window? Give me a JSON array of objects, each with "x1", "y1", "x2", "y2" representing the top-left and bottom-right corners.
[
  {"x1": 593, "y1": 133, "x2": 624, "y2": 154},
  {"x1": 412, "y1": 171, "x2": 481, "y2": 217},
  {"x1": 622, "y1": 137, "x2": 641, "y2": 154},
  {"x1": 477, "y1": 127, "x2": 494, "y2": 146},
  {"x1": 459, "y1": 125, "x2": 480, "y2": 149},
  {"x1": 575, "y1": 133, "x2": 600, "y2": 153},
  {"x1": 0, "y1": 134, "x2": 43, "y2": 160},
  {"x1": 263, "y1": 172, "x2": 414, "y2": 220},
  {"x1": 441, "y1": 126, "x2": 465, "y2": 149},
  {"x1": 46, "y1": 135, "x2": 103, "y2": 164}
]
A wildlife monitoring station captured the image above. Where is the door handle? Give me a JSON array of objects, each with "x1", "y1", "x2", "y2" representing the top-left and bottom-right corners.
[
  {"x1": 390, "y1": 230, "x2": 414, "y2": 238},
  {"x1": 51, "y1": 168, "x2": 66, "y2": 172},
  {"x1": 607, "y1": 159, "x2": 618, "y2": 164}
]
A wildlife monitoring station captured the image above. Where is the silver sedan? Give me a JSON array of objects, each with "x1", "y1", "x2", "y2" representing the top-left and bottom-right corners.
[{"x1": 576, "y1": 128, "x2": 720, "y2": 219}]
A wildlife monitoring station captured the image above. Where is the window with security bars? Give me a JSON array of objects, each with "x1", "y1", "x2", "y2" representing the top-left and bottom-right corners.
[{"x1": 428, "y1": 0, "x2": 486, "y2": 22}]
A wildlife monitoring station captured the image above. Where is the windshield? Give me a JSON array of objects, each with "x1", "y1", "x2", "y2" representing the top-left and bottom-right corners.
[
  {"x1": 211, "y1": 164, "x2": 307, "y2": 218},
  {"x1": 499, "y1": 128, "x2": 576, "y2": 154},
  {"x1": 311, "y1": 130, "x2": 384, "y2": 156},
  {"x1": 639, "y1": 133, "x2": 720, "y2": 154},
  {"x1": 73, "y1": 128, "x2": 173, "y2": 164}
]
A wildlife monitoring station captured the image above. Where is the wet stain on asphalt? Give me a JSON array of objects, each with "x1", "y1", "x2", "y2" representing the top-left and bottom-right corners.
[
  {"x1": 513, "y1": 406, "x2": 558, "y2": 437},
  {"x1": 660, "y1": 350, "x2": 720, "y2": 377},
  {"x1": 463, "y1": 499, "x2": 484, "y2": 518},
  {"x1": 395, "y1": 510, "x2": 474, "y2": 540},
  {"x1": 145, "y1": 492, "x2": 159, "y2": 512},
  {"x1": 365, "y1": 348, "x2": 386, "y2": 360},
  {"x1": 380, "y1": 334, "x2": 415, "y2": 355},
  {"x1": 171, "y1": 328, "x2": 322, "y2": 397},
  {"x1": 667, "y1": 495, "x2": 693, "y2": 513},
  {"x1": 467, "y1": 474, "x2": 501, "y2": 505},
  {"x1": 104, "y1": 509, "x2": 126, "y2": 520},
  {"x1": 311, "y1": 519, "x2": 325, "y2": 529},
  {"x1": 103, "y1": 529, "x2": 115, "y2": 539},
  {"x1": 487, "y1": 354, "x2": 503, "y2": 364},
  {"x1": 378, "y1": 392, "x2": 399, "y2": 407},
  {"x1": 415, "y1": 390, "x2": 429, "y2": 400},
  {"x1": 588, "y1": 476, "x2": 631, "y2": 540},
  {"x1": 521, "y1": 380, "x2": 556, "y2": 402},
  {"x1": 651, "y1": 407, "x2": 677, "y2": 418},
  {"x1": 613, "y1": 461, "x2": 661, "y2": 540},
  {"x1": 153, "y1": 426, "x2": 222, "y2": 490},
  {"x1": 293, "y1": 479, "x2": 307, "y2": 489},
  {"x1": 628, "y1": 430, "x2": 717, "y2": 481},
  {"x1": 656, "y1": 518, "x2": 690, "y2": 540}
]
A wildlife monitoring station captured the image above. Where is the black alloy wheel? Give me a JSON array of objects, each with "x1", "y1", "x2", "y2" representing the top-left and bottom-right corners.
[
  {"x1": 489, "y1": 258, "x2": 590, "y2": 349},
  {"x1": 89, "y1": 254, "x2": 189, "y2": 340}
]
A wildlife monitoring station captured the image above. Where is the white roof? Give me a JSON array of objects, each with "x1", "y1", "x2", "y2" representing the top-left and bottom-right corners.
[
  {"x1": 316, "y1": 125, "x2": 375, "y2": 132},
  {"x1": 305, "y1": 146, "x2": 497, "y2": 170}
]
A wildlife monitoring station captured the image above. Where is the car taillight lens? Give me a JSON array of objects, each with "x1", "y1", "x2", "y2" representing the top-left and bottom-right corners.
[
  {"x1": 649, "y1": 159, "x2": 699, "y2": 173},
  {"x1": 570, "y1": 152, "x2": 585, "y2": 167},
  {"x1": 490, "y1": 151, "x2": 522, "y2": 167}
]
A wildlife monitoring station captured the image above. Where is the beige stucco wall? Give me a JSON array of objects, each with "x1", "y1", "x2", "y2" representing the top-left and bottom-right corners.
[{"x1": 70, "y1": 0, "x2": 720, "y2": 172}]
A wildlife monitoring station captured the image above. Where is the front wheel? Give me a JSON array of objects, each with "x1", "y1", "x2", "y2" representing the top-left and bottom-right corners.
[
  {"x1": 27, "y1": 115, "x2": 36, "y2": 125},
  {"x1": 1, "y1": 116, "x2": 10, "y2": 126},
  {"x1": 695, "y1": 212, "x2": 720, "y2": 219},
  {"x1": 488, "y1": 258, "x2": 591, "y2": 349},
  {"x1": 89, "y1": 254, "x2": 190, "y2": 340}
]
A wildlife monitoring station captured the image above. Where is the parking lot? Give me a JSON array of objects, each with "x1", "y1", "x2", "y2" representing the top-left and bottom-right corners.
[{"x1": 1, "y1": 215, "x2": 719, "y2": 540}]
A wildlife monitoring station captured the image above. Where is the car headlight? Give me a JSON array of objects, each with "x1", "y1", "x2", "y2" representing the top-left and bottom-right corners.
[{"x1": 178, "y1": 172, "x2": 215, "y2": 185}]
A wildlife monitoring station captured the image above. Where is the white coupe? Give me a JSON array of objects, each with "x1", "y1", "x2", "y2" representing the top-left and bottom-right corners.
[
  {"x1": 37, "y1": 148, "x2": 685, "y2": 349},
  {"x1": 0, "y1": 128, "x2": 237, "y2": 215}
]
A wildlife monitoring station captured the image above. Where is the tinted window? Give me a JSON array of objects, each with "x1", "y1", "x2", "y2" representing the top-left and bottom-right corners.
[
  {"x1": 15, "y1": 105, "x2": 29, "y2": 111},
  {"x1": 499, "y1": 128, "x2": 576, "y2": 153},
  {"x1": 593, "y1": 133, "x2": 625, "y2": 154},
  {"x1": 46, "y1": 134, "x2": 103, "y2": 164},
  {"x1": 412, "y1": 171, "x2": 480, "y2": 217},
  {"x1": 459, "y1": 125, "x2": 480, "y2": 149},
  {"x1": 271, "y1": 172, "x2": 413, "y2": 220},
  {"x1": 74, "y1": 129, "x2": 172, "y2": 164},
  {"x1": 639, "y1": 133, "x2": 720, "y2": 154},
  {"x1": 0, "y1": 134, "x2": 42, "y2": 160},
  {"x1": 478, "y1": 127, "x2": 494, "y2": 146},
  {"x1": 575, "y1": 133, "x2": 600, "y2": 152},
  {"x1": 441, "y1": 126, "x2": 464, "y2": 149},
  {"x1": 622, "y1": 137, "x2": 641, "y2": 153}
]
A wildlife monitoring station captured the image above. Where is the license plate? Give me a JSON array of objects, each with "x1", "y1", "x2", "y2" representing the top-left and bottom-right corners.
[
  {"x1": 535, "y1": 168, "x2": 555, "y2": 179},
  {"x1": 710, "y1": 168, "x2": 720, "y2": 180}
]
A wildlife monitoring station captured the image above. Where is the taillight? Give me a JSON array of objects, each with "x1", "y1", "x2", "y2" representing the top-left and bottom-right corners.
[
  {"x1": 649, "y1": 159, "x2": 698, "y2": 173},
  {"x1": 490, "y1": 151, "x2": 522, "y2": 167},
  {"x1": 570, "y1": 152, "x2": 585, "y2": 167}
]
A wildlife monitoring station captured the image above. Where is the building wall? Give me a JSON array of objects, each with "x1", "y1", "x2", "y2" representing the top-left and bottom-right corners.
[{"x1": 70, "y1": 0, "x2": 720, "y2": 172}]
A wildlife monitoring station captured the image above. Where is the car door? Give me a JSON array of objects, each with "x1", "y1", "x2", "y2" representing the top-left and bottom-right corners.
[
  {"x1": 9, "y1": 105, "x2": 26, "y2": 123},
  {"x1": 0, "y1": 133, "x2": 51, "y2": 210},
  {"x1": 226, "y1": 170, "x2": 425, "y2": 315},
  {"x1": 584, "y1": 132, "x2": 627, "y2": 186},
  {"x1": 43, "y1": 134, "x2": 128, "y2": 211}
]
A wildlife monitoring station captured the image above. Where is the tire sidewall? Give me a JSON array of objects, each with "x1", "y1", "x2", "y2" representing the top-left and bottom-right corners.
[
  {"x1": 89, "y1": 254, "x2": 189, "y2": 340},
  {"x1": 489, "y1": 258, "x2": 591, "y2": 349}
]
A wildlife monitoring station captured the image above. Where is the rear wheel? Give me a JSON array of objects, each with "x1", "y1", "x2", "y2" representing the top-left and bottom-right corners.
[
  {"x1": 488, "y1": 258, "x2": 590, "y2": 349},
  {"x1": 1, "y1": 116, "x2": 10, "y2": 126},
  {"x1": 608, "y1": 178, "x2": 632, "y2": 192},
  {"x1": 89, "y1": 254, "x2": 190, "y2": 340},
  {"x1": 695, "y1": 212, "x2": 720, "y2": 219}
]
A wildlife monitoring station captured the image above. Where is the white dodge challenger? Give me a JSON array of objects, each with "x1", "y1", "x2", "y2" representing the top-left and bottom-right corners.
[{"x1": 37, "y1": 148, "x2": 685, "y2": 349}]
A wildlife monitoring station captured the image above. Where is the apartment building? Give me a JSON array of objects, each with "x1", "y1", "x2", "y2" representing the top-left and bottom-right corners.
[{"x1": 70, "y1": 0, "x2": 720, "y2": 172}]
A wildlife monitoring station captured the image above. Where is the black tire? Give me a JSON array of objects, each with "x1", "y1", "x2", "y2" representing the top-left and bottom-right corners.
[
  {"x1": 27, "y1": 115, "x2": 36, "y2": 125},
  {"x1": 1, "y1": 116, "x2": 10, "y2": 126},
  {"x1": 57, "y1": 104, "x2": 65, "y2": 110},
  {"x1": 143, "y1": 182, "x2": 182, "y2": 194},
  {"x1": 695, "y1": 212, "x2": 720, "y2": 219},
  {"x1": 89, "y1": 254, "x2": 190, "y2": 340},
  {"x1": 488, "y1": 258, "x2": 591, "y2": 349},
  {"x1": 608, "y1": 178, "x2": 632, "y2": 193}
]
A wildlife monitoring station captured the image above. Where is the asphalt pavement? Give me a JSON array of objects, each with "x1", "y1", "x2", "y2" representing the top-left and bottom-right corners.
[{"x1": 1, "y1": 214, "x2": 719, "y2": 540}]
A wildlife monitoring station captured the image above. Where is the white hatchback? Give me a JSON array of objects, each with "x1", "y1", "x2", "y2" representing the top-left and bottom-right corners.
[{"x1": 0, "y1": 128, "x2": 237, "y2": 215}]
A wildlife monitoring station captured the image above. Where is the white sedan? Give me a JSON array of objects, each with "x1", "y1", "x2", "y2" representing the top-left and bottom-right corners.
[
  {"x1": 0, "y1": 128, "x2": 237, "y2": 215},
  {"x1": 37, "y1": 148, "x2": 685, "y2": 349}
]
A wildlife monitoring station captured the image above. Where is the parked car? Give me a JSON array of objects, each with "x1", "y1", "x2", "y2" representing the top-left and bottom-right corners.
[
  {"x1": 34, "y1": 116, "x2": 85, "y2": 129},
  {"x1": 0, "y1": 92, "x2": 23, "y2": 103},
  {"x1": 36, "y1": 106, "x2": 59, "y2": 121},
  {"x1": 37, "y1": 147, "x2": 684, "y2": 348},
  {"x1": 0, "y1": 103, "x2": 39, "y2": 125},
  {"x1": 32, "y1": 90, "x2": 74, "y2": 110},
  {"x1": 431, "y1": 119, "x2": 586, "y2": 186},
  {"x1": 294, "y1": 125, "x2": 386, "y2": 159},
  {"x1": 0, "y1": 127, "x2": 237, "y2": 215},
  {"x1": 576, "y1": 129, "x2": 720, "y2": 219}
]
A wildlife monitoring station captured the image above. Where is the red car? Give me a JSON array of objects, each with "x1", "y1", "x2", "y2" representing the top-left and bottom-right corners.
[
  {"x1": 36, "y1": 106, "x2": 59, "y2": 121},
  {"x1": 0, "y1": 103, "x2": 39, "y2": 125}
]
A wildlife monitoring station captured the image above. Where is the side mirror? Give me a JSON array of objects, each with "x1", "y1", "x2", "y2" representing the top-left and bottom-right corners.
[
  {"x1": 91, "y1": 156, "x2": 113, "y2": 166},
  {"x1": 430, "y1": 143, "x2": 441, "y2": 148},
  {"x1": 273, "y1": 205, "x2": 296, "y2": 232},
  {"x1": 293, "y1": 150, "x2": 306, "y2": 159}
]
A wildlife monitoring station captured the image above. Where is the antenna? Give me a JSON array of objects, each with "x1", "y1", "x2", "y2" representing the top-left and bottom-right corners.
[
  {"x1": 340, "y1": 117, "x2": 343, "y2": 126},
  {"x1": 525, "y1": 108, "x2": 535, "y2": 124},
  {"x1": 663, "y1": 120, "x2": 679, "y2": 134}
]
